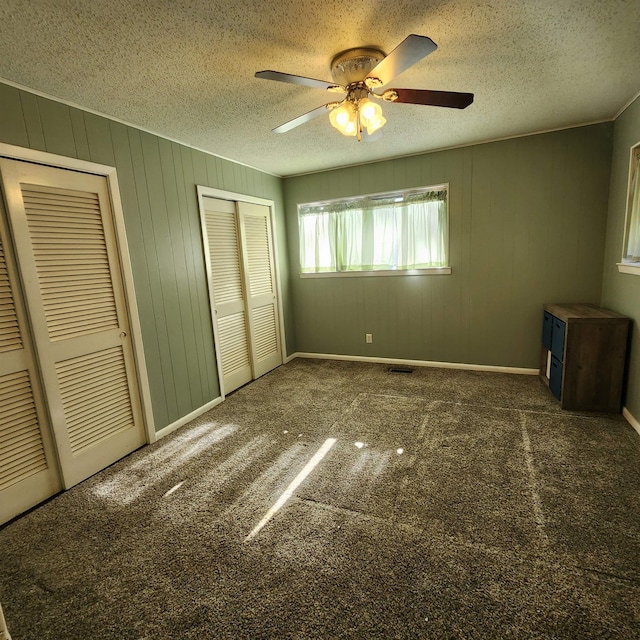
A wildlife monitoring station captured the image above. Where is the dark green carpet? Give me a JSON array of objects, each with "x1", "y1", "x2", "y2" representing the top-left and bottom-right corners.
[{"x1": 1, "y1": 358, "x2": 639, "y2": 639}]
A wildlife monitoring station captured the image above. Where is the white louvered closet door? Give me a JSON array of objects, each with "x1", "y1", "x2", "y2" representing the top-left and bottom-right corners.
[
  {"x1": 0, "y1": 202, "x2": 61, "y2": 524},
  {"x1": 0, "y1": 159, "x2": 146, "y2": 490},
  {"x1": 238, "y1": 202, "x2": 282, "y2": 378},
  {"x1": 202, "y1": 197, "x2": 252, "y2": 394}
]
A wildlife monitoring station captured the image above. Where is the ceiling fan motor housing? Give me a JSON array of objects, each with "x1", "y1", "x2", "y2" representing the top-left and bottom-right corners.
[{"x1": 330, "y1": 48, "x2": 385, "y2": 86}]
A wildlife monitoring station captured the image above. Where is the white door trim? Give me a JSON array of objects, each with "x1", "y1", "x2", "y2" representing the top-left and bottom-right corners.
[
  {"x1": 0, "y1": 142, "x2": 156, "y2": 444},
  {"x1": 196, "y1": 186, "x2": 288, "y2": 400}
]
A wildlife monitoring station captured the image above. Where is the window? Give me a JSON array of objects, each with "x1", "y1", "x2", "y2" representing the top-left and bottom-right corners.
[
  {"x1": 298, "y1": 185, "x2": 450, "y2": 276},
  {"x1": 620, "y1": 142, "x2": 640, "y2": 274}
]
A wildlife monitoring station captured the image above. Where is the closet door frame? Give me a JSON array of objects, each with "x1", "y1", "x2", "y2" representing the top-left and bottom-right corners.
[
  {"x1": 196, "y1": 186, "x2": 288, "y2": 399},
  {"x1": 0, "y1": 142, "x2": 156, "y2": 444}
]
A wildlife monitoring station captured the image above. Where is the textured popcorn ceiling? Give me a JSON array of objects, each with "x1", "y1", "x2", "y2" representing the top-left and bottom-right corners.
[{"x1": 0, "y1": 0, "x2": 639, "y2": 177}]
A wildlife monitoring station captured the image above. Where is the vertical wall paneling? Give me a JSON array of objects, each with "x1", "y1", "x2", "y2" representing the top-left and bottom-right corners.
[
  {"x1": 0, "y1": 81, "x2": 289, "y2": 433},
  {"x1": 178, "y1": 145, "x2": 218, "y2": 399},
  {"x1": 37, "y1": 97, "x2": 77, "y2": 158},
  {"x1": 284, "y1": 124, "x2": 614, "y2": 369},
  {"x1": 170, "y1": 143, "x2": 210, "y2": 407},
  {"x1": 84, "y1": 113, "x2": 116, "y2": 166},
  {"x1": 159, "y1": 138, "x2": 201, "y2": 409},
  {"x1": 19, "y1": 92, "x2": 46, "y2": 152},
  {"x1": 68, "y1": 110, "x2": 91, "y2": 162},
  {"x1": 0, "y1": 85, "x2": 29, "y2": 147},
  {"x1": 140, "y1": 133, "x2": 191, "y2": 418},
  {"x1": 127, "y1": 128, "x2": 174, "y2": 427},
  {"x1": 601, "y1": 94, "x2": 640, "y2": 419}
]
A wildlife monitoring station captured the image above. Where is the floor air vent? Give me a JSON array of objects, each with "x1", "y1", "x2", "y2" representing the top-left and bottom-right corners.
[{"x1": 388, "y1": 366, "x2": 414, "y2": 374}]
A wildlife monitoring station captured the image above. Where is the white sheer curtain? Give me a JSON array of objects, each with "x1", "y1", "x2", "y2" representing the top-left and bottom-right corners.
[
  {"x1": 299, "y1": 189, "x2": 448, "y2": 273},
  {"x1": 298, "y1": 211, "x2": 337, "y2": 272},
  {"x1": 626, "y1": 154, "x2": 640, "y2": 260},
  {"x1": 337, "y1": 208, "x2": 364, "y2": 270}
]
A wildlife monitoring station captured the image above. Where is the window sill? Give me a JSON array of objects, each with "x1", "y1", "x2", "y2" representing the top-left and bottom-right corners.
[
  {"x1": 300, "y1": 267, "x2": 452, "y2": 278},
  {"x1": 617, "y1": 262, "x2": 640, "y2": 275}
]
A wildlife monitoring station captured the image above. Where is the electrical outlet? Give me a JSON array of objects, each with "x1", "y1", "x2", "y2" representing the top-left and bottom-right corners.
[{"x1": 365, "y1": 333, "x2": 373, "y2": 343}]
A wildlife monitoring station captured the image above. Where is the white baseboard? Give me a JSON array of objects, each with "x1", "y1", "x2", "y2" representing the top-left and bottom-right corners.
[
  {"x1": 154, "y1": 396, "x2": 224, "y2": 441},
  {"x1": 283, "y1": 352, "x2": 298, "y2": 364},
  {"x1": 291, "y1": 352, "x2": 538, "y2": 375},
  {"x1": 622, "y1": 407, "x2": 640, "y2": 436}
]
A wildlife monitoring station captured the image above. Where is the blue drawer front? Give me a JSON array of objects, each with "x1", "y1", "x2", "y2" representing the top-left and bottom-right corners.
[
  {"x1": 542, "y1": 311, "x2": 553, "y2": 350},
  {"x1": 550, "y1": 317, "x2": 566, "y2": 360},
  {"x1": 549, "y1": 355, "x2": 563, "y2": 400}
]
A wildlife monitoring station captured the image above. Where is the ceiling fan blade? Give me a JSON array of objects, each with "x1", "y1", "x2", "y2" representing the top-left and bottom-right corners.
[
  {"x1": 366, "y1": 35, "x2": 437, "y2": 86},
  {"x1": 390, "y1": 88, "x2": 474, "y2": 109},
  {"x1": 255, "y1": 70, "x2": 339, "y2": 91},
  {"x1": 272, "y1": 104, "x2": 330, "y2": 133}
]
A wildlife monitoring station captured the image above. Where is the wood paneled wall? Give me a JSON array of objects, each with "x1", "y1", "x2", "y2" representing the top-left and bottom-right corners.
[
  {"x1": 0, "y1": 82, "x2": 289, "y2": 432},
  {"x1": 284, "y1": 124, "x2": 613, "y2": 369},
  {"x1": 601, "y1": 94, "x2": 640, "y2": 419}
]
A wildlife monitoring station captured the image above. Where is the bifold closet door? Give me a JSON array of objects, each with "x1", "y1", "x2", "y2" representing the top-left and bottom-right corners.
[
  {"x1": 237, "y1": 202, "x2": 282, "y2": 378},
  {"x1": 201, "y1": 197, "x2": 282, "y2": 395},
  {"x1": 202, "y1": 197, "x2": 252, "y2": 394},
  {"x1": 0, "y1": 158, "x2": 146, "y2": 490},
  {"x1": 0, "y1": 203, "x2": 61, "y2": 524}
]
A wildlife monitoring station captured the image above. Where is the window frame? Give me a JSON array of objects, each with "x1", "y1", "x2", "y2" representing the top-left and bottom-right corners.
[
  {"x1": 297, "y1": 184, "x2": 451, "y2": 278},
  {"x1": 618, "y1": 141, "x2": 640, "y2": 275}
]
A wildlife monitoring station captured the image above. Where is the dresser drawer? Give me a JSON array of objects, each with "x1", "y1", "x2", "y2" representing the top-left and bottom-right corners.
[{"x1": 550, "y1": 317, "x2": 566, "y2": 360}]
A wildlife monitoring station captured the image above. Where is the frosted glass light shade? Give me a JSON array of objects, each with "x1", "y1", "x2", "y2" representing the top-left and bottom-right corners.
[
  {"x1": 359, "y1": 99, "x2": 386, "y2": 135},
  {"x1": 329, "y1": 102, "x2": 357, "y2": 136}
]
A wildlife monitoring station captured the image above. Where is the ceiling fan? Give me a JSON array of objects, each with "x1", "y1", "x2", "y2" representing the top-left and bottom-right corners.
[{"x1": 255, "y1": 34, "x2": 474, "y2": 142}]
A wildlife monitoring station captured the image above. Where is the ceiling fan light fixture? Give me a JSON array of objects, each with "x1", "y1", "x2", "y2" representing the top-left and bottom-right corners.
[
  {"x1": 329, "y1": 101, "x2": 358, "y2": 136},
  {"x1": 359, "y1": 98, "x2": 386, "y2": 135},
  {"x1": 256, "y1": 35, "x2": 473, "y2": 140}
]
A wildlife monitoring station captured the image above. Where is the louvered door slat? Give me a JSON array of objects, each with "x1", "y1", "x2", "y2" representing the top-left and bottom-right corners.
[
  {"x1": 1, "y1": 460, "x2": 50, "y2": 492},
  {"x1": 0, "y1": 241, "x2": 22, "y2": 353},
  {"x1": 0, "y1": 420, "x2": 40, "y2": 451},
  {"x1": 0, "y1": 371, "x2": 47, "y2": 492},
  {"x1": 244, "y1": 216, "x2": 274, "y2": 297},
  {"x1": 58, "y1": 369, "x2": 126, "y2": 398},
  {"x1": 22, "y1": 187, "x2": 119, "y2": 341},
  {"x1": 3, "y1": 390, "x2": 35, "y2": 412},
  {"x1": 0, "y1": 158, "x2": 147, "y2": 519},
  {"x1": 56, "y1": 346, "x2": 135, "y2": 455},
  {"x1": 43, "y1": 294, "x2": 115, "y2": 312},
  {"x1": 0, "y1": 416, "x2": 42, "y2": 442},
  {"x1": 2, "y1": 434, "x2": 45, "y2": 462},
  {"x1": 206, "y1": 214, "x2": 243, "y2": 305},
  {"x1": 237, "y1": 202, "x2": 282, "y2": 380},
  {"x1": 217, "y1": 312, "x2": 250, "y2": 375},
  {"x1": 64, "y1": 384, "x2": 130, "y2": 426},
  {"x1": 201, "y1": 198, "x2": 252, "y2": 394},
  {"x1": 67, "y1": 401, "x2": 134, "y2": 442},
  {"x1": 252, "y1": 305, "x2": 278, "y2": 361},
  {"x1": 40, "y1": 279, "x2": 113, "y2": 292},
  {"x1": 56, "y1": 352, "x2": 122, "y2": 379}
]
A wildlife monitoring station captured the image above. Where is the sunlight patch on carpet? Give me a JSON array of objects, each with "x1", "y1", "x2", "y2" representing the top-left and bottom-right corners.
[
  {"x1": 245, "y1": 437, "x2": 337, "y2": 542},
  {"x1": 92, "y1": 423, "x2": 238, "y2": 504}
]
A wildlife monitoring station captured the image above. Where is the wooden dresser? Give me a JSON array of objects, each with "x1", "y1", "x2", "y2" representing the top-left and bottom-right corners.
[{"x1": 539, "y1": 303, "x2": 630, "y2": 413}]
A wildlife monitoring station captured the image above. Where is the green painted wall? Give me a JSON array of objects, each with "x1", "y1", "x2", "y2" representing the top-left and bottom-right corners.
[
  {"x1": 0, "y1": 82, "x2": 292, "y2": 432},
  {"x1": 284, "y1": 124, "x2": 613, "y2": 369},
  {"x1": 601, "y1": 94, "x2": 640, "y2": 420}
]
